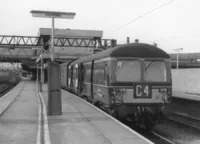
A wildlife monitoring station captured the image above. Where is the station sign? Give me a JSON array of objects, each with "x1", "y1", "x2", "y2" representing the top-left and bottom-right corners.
[{"x1": 31, "y1": 10, "x2": 76, "y2": 19}]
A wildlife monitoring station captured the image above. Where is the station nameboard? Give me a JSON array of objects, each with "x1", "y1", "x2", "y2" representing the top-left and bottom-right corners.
[{"x1": 31, "y1": 10, "x2": 76, "y2": 19}]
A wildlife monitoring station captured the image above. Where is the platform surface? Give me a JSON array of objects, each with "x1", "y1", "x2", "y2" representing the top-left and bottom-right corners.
[
  {"x1": 0, "y1": 81, "x2": 39, "y2": 144},
  {"x1": 173, "y1": 91, "x2": 200, "y2": 101},
  {"x1": 41, "y1": 84, "x2": 152, "y2": 144}
]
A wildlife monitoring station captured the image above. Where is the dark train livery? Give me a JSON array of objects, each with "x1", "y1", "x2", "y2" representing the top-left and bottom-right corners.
[{"x1": 61, "y1": 43, "x2": 172, "y2": 129}]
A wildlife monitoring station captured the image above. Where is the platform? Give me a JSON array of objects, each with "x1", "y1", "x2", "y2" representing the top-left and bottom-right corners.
[
  {"x1": 0, "y1": 81, "x2": 39, "y2": 144},
  {"x1": 173, "y1": 91, "x2": 200, "y2": 101},
  {"x1": 0, "y1": 80, "x2": 153, "y2": 144},
  {"x1": 41, "y1": 84, "x2": 153, "y2": 144},
  {"x1": 172, "y1": 69, "x2": 200, "y2": 101}
]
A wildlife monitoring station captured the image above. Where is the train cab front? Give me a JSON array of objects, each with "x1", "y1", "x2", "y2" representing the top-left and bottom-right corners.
[{"x1": 109, "y1": 58, "x2": 172, "y2": 128}]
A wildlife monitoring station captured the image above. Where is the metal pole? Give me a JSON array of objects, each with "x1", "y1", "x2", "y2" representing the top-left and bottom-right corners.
[
  {"x1": 40, "y1": 51, "x2": 43, "y2": 91},
  {"x1": 177, "y1": 52, "x2": 179, "y2": 69},
  {"x1": 36, "y1": 63, "x2": 39, "y2": 92},
  {"x1": 51, "y1": 17, "x2": 55, "y2": 61}
]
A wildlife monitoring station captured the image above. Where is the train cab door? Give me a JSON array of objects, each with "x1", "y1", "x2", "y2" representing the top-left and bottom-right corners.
[
  {"x1": 68, "y1": 66, "x2": 73, "y2": 90},
  {"x1": 71, "y1": 64, "x2": 79, "y2": 94},
  {"x1": 91, "y1": 61, "x2": 94, "y2": 99},
  {"x1": 66, "y1": 65, "x2": 69, "y2": 90},
  {"x1": 72, "y1": 66, "x2": 75, "y2": 92},
  {"x1": 66, "y1": 61, "x2": 73, "y2": 90},
  {"x1": 92, "y1": 60, "x2": 109, "y2": 105},
  {"x1": 78, "y1": 63, "x2": 84, "y2": 95},
  {"x1": 82, "y1": 62, "x2": 92, "y2": 98}
]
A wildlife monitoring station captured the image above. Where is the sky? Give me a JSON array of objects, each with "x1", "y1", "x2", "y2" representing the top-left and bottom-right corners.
[{"x1": 1, "y1": 0, "x2": 200, "y2": 53}]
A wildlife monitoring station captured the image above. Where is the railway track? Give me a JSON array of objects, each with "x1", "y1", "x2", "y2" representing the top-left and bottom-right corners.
[
  {"x1": 0, "y1": 81, "x2": 20, "y2": 98},
  {"x1": 125, "y1": 123, "x2": 176, "y2": 144},
  {"x1": 168, "y1": 112, "x2": 200, "y2": 130},
  {"x1": 149, "y1": 112, "x2": 200, "y2": 144},
  {"x1": 140, "y1": 115, "x2": 200, "y2": 144},
  {"x1": 106, "y1": 108, "x2": 200, "y2": 144}
]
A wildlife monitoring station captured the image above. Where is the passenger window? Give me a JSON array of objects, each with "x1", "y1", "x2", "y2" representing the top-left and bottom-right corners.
[
  {"x1": 93, "y1": 61, "x2": 108, "y2": 85},
  {"x1": 83, "y1": 64, "x2": 91, "y2": 82}
]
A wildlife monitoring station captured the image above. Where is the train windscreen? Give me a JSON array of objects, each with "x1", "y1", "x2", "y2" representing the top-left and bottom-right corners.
[
  {"x1": 144, "y1": 61, "x2": 167, "y2": 82},
  {"x1": 116, "y1": 60, "x2": 141, "y2": 82}
]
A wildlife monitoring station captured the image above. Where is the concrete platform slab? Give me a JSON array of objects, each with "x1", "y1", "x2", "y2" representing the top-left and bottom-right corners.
[
  {"x1": 41, "y1": 84, "x2": 153, "y2": 144},
  {"x1": 0, "y1": 81, "x2": 39, "y2": 144}
]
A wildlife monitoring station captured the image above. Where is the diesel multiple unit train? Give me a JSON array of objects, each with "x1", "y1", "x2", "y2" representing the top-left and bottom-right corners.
[{"x1": 60, "y1": 43, "x2": 172, "y2": 129}]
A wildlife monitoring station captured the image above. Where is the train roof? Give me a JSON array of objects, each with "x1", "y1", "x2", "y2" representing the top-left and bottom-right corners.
[{"x1": 70, "y1": 43, "x2": 170, "y2": 65}]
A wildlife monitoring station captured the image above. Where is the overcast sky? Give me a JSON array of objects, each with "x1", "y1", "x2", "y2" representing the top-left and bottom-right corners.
[{"x1": 1, "y1": 0, "x2": 200, "y2": 53}]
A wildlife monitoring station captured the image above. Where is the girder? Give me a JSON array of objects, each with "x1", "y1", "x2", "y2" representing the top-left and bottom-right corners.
[
  {"x1": 0, "y1": 35, "x2": 117, "y2": 63},
  {"x1": 0, "y1": 35, "x2": 39, "y2": 47},
  {"x1": 0, "y1": 35, "x2": 116, "y2": 48}
]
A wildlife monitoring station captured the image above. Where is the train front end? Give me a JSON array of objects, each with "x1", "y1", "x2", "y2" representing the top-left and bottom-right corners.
[{"x1": 109, "y1": 57, "x2": 172, "y2": 129}]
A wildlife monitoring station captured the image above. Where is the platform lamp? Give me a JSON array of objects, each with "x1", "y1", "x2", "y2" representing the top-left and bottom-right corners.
[
  {"x1": 30, "y1": 10, "x2": 76, "y2": 61},
  {"x1": 173, "y1": 48, "x2": 183, "y2": 69}
]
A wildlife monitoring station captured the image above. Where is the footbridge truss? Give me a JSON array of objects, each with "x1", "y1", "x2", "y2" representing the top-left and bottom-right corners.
[{"x1": 0, "y1": 35, "x2": 117, "y2": 62}]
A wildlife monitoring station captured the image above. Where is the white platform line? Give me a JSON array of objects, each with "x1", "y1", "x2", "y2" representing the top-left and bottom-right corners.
[
  {"x1": 39, "y1": 92, "x2": 51, "y2": 144},
  {"x1": 36, "y1": 81, "x2": 51, "y2": 144},
  {"x1": 65, "y1": 90, "x2": 154, "y2": 144},
  {"x1": 36, "y1": 82, "x2": 42, "y2": 144},
  {"x1": 37, "y1": 94, "x2": 42, "y2": 144}
]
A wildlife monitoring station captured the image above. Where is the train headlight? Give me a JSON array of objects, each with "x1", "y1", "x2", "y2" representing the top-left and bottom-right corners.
[
  {"x1": 162, "y1": 94, "x2": 168, "y2": 102},
  {"x1": 159, "y1": 88, "x2": 169, "y2": 103},
  {"x1": 111, "y1": 88, "x2": 126, "y2": 104}
]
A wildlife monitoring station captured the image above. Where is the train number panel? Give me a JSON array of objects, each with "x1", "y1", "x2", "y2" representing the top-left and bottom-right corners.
[{"x1": 134, "y1": 84, "x2": 151, "y2": 98}]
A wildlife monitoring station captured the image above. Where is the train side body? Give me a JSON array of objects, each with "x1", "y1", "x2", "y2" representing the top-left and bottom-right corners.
[{"x1": 61, "y1": 43, "x2": 172, "y2": 129}]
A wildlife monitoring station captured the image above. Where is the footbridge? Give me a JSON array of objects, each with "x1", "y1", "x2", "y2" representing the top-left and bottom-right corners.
[
  {"x1": 0, "y1": 28, "x2": 117, "y2": 64},
  {"x1": 0, "y1": 28, "x2": 117, "y2": 78}
]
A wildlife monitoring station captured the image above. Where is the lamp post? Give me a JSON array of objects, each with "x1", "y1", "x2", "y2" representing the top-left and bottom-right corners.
[
  {"x1": 173, "y1": 48, "x2": 183, "y2": 69},
  {"x1": 30, "y1": 10, "x2": 76, "y2": 61}
]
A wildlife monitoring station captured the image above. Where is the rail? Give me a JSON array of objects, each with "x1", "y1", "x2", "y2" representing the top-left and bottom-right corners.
[{"x1": 0, "y1": 80, "x2": 20, "y2": 98}]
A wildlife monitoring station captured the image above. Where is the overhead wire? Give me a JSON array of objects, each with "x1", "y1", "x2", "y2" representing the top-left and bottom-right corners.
[{"x1": 111, "y1": 0, "x2": 176, "y2": 32}]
